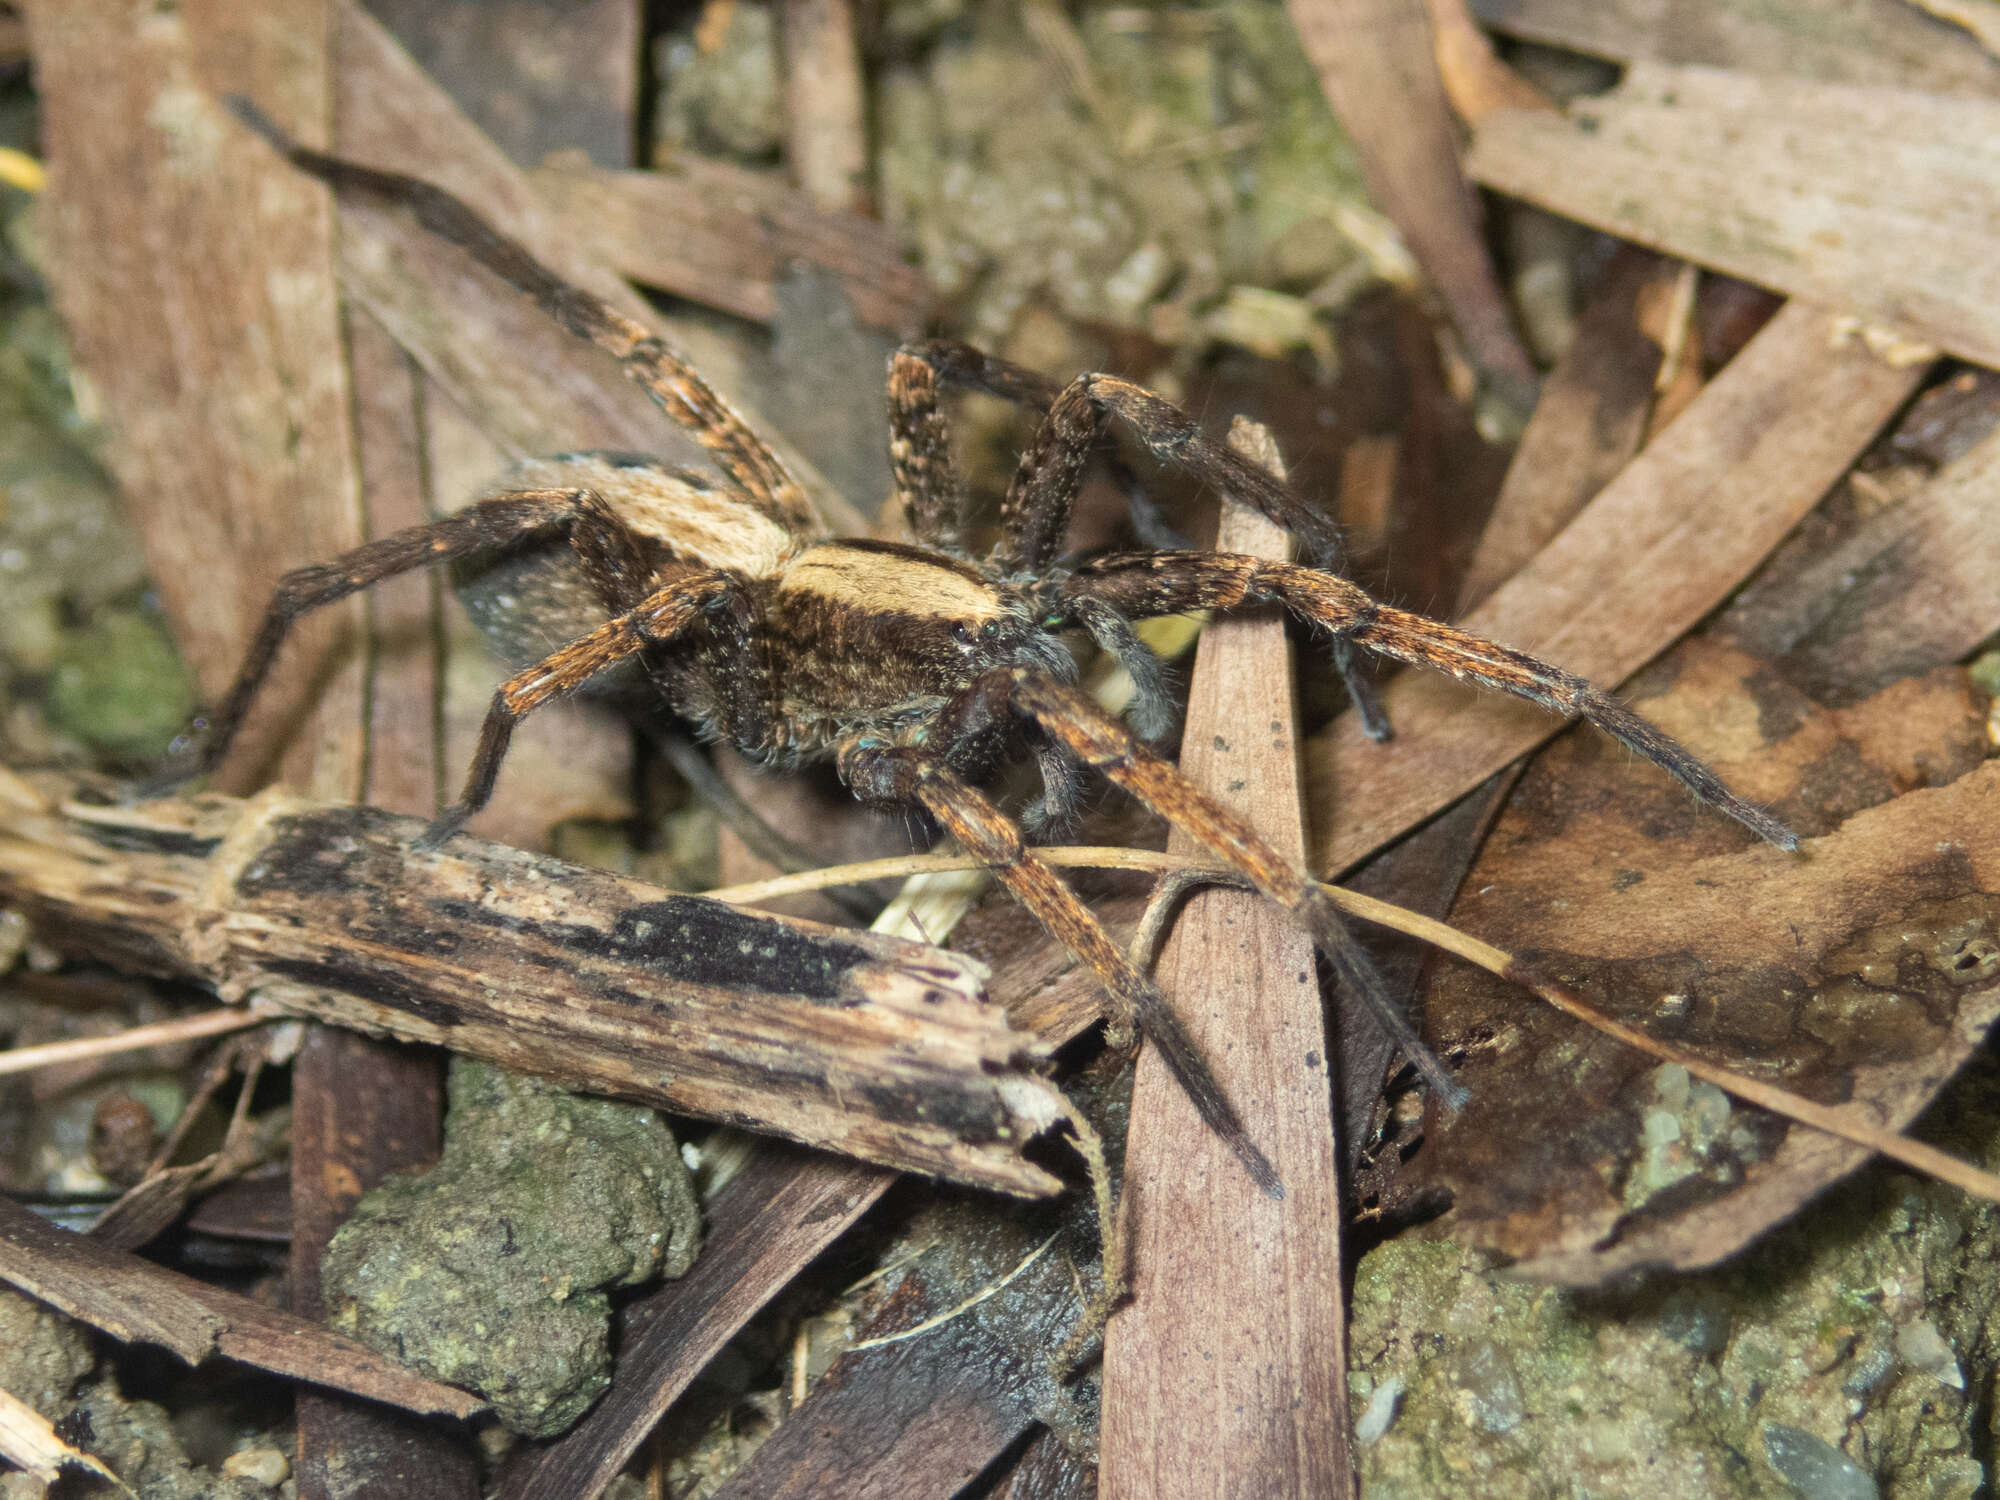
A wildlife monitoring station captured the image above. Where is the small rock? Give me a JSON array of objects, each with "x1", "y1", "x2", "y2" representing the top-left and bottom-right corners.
[
  {"x1": 1762, "y1": 1423, "x2": 1878, "y2": 1500},
  {"x1": 220, "y1": 1448, "x2": 290, "y2": 1487},
  {"x1": 44, "y1": 607, "x2": 195, "y2": 760},
  {"x1": 321, "y1": 1058, "x2": 703, "y2": 1437},
  {"x1": 1894, "y1": 1318, "x2": 1963, "y2": 1388},
  {"x1": 1354, "y1": 1375, "x2": 1403, "y2": 1446},
  {"x1": 1657, "y1": 1288, "x2": 1732, "y2": 1356},
  {"x1": 1448, "y1": 1339, "x2": 1525, "y2": 1434}
]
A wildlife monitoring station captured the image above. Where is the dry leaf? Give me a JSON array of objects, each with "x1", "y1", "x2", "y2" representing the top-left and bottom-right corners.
[
  {"x1": 1468, "y1": 63, "x2": 2000, "y2": 368},
  {"x1": 1398, "y1": 643, "x2": 1999, "y2": 1282},
  {"x1": 1468, "y1": 0, "x2": 2000, "y2": 94}
]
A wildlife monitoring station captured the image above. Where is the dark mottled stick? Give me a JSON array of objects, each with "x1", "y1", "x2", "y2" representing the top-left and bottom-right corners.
[{"x1": 0, "y1": 769, "x2": 1063, "y2": 1195}]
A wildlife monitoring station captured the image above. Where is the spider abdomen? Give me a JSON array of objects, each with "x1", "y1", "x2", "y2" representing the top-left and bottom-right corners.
[{"x1": 450, "y1": 451, "x2": 800, "y2": 704}]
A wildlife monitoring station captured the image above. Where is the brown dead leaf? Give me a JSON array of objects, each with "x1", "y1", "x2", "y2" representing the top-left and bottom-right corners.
[
  {"x1": 1468, "y1": 0, "x2": 2000, "y2": 94},
  {"x1": 1287, "y1": 0, "x2": 1537, "y2": 391},
  {"x1": 1397, "y1": 641, "x2": 1999, "y2": 1283},
  {"x1": 1468, "y1": 64, "x2": 2000, "y2": 368}
]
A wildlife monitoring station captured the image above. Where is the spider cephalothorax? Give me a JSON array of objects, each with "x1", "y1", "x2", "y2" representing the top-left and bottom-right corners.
[{"x1": 195, "y1": 100, "x2": 1797, "y2": 1191}]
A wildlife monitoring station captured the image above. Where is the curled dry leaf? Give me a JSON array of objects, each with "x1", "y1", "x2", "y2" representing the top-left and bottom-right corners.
[{"x1": 1398, "y1": 640, "x2": 1999, "y2": 1283}]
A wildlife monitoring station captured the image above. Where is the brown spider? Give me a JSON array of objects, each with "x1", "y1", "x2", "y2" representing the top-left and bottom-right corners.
[{"x1": 199, "y1": 100, "x2": 1795, "y2": 1193}]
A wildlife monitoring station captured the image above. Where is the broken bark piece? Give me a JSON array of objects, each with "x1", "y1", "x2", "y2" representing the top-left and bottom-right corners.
[
  {"x1": 1468, "y1": 65, "x2": 2000, "y2": 369},
  {"x1": 1305, "y1": 298, "x2": 1926, "y2": 876},
  {"x1": 0, "y1": 1192, "x2": 483, "y2": 1418},
  {"x1": 0, "y1": 773, "x2": 1065, "y2": 1195}
]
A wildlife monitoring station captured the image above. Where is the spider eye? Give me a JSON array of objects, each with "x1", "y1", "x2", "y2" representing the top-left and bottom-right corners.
[
  {"x1": 982, "y1": 621, "x2": 1000, "y2": 639},
  {"x1": 950, "y1": 621, "x2": 975, "y2": 646}
]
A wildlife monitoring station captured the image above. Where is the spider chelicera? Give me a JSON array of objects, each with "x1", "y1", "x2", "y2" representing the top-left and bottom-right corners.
[{"x1": 195, "y1": 100, "x2": 1796, "y2": 1192}]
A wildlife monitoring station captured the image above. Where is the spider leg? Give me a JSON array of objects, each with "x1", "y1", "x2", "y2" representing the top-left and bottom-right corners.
[
  {"x1": 885, "y1": 341, "x2": 1177, "y2": 551},
  {"x1": 427, "y1": 570, "x2": 748, "y2": 846},
  {"x1": 164, "y1": 488, "x2": 633, "y2": 788},
  {"x1": 1024, "y1": 741, "x2": 1089, "y2": 840},
  {"x1": 906, "y1": 341, "x2": 1391, "y2": 740},
  {"x1": 886, "y1": 349, "x2": 968, "y2": 554},
  {"x1": 837, "y1": 739, "x2": 1282, "y2": 1198},
  {"x1": 999, "y1": 671, "x2": 1467, "y2": 1105},
  {"x1": 490, "y1": 474, "x2": 820, "y2": 897},
  {"x1": 226, "y1": 98, "x2": 819, "y2": 535},
  {"x1": 894, "y1": 341, "x2": 1191, "y2": 549},
  {"x1": 1067, "y1": 595, "x2": 1175, "y2": 744},
  {"x1": 1062, "y1": 551, "x2": 1799, "y2": 851}
]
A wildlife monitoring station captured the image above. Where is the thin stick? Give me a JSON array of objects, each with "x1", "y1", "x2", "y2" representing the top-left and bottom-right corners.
[
  {"x1": 704, "y1": 845, "x2": 1187, "y2": 904},
  {"x1": 708, "y1": 846, "x2": 2000, "y2": 1206},
  {"x1": 0, "y1": 1010, "x2": 267, "y2": 1079},
  {"x1": 845, "y1": 1233, "x2": 1061, "y2": 1353}
]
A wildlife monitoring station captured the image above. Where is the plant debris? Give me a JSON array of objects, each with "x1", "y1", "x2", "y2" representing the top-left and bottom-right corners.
[{"x1": 9, "y1": 0, "x2": 2000, "y2": 1495}]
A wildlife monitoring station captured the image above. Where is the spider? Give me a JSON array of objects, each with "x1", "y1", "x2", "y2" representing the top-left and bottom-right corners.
[{"x1": 199, "y1": 100, "x2": 1795, "y2": 1193}]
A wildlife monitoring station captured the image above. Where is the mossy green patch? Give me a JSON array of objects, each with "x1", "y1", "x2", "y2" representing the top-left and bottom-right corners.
[
  {"x1": 321, "y1": 1058, "x2": 703, "y2": 1438},
  {"x1": 45, "y1": 607, "x2": 195, "y2": 759},
  {"x1": 1350, "y1": 1052, "x2": 2000, "y2": 1498}
]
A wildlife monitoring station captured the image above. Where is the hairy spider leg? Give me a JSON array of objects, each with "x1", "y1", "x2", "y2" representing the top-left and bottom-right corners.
[
  {"x1": 225, "y1": 97, "x2": 823, "y2": 542},
  {"x1": 895, "y1": 340, "x2": 1393, "y2": 740},
  {"x1": 885, "y1": 349, "x2": 969, "y2": 556},
  {"x1": 883, "y1": 345, "x2": 1179, "y2": 740},
  {"x1": 1066, "y1": 595, "x2": 1177, "y2": 744},
  {"x1": 163, "y1": 463, "x2": 839, "y2": 905},
  {"x1": 427, "y1": 569, "x2": 754, "y2": 847},
  {"x1": 1063, "y1": 551, "x2": 1800, "y2": 852},
  {"x1": 838, "y1": 740, "x2": 1282, "y2": 1198},
  {"x1": 173, "y1": 487, "x2": 638, "y2": 786},
  {"x1": 1000, "y1": 671, "x2": 1467, "y2": 1104}
]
